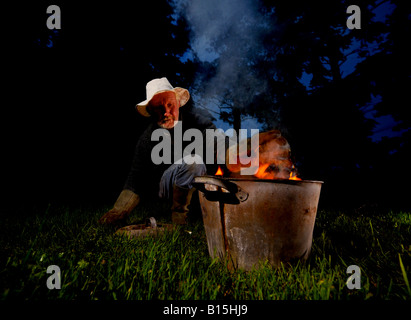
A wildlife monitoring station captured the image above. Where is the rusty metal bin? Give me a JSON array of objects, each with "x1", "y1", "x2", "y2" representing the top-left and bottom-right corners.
[{"x1": 193, "y1": 176, "x2": 323, "y2": 270}]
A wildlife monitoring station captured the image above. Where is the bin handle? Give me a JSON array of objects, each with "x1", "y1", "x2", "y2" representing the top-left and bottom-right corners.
[
  {"x1": 145, "y1": 217, "x2": 158, "y2": 229},
  {"x1": 193, "y1": 176, "x2": 249, "y2": 202}
]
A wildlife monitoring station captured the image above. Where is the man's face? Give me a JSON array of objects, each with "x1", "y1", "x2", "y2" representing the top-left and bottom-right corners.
[{"x1": 148, "y1": 91, "x2": 180, "y2": 129}]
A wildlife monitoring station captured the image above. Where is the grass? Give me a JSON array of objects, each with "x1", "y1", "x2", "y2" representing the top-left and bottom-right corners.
[{"x1": 0, "y1": 200, "x2": 410, "y2": 300}]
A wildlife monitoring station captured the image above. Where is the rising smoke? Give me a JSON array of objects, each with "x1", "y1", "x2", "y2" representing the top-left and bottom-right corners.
[{"x1": 170, "y1": 0, "x2": 276, "y2": 128}]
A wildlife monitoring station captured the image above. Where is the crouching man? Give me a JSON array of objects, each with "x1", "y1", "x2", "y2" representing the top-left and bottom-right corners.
[{"x1": 98, "y1": 78, "x2": 219, "y2": 225}]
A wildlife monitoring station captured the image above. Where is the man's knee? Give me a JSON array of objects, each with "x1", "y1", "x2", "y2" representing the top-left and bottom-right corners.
[
  {"x1": 184, "y1": 161, "x2": 207, "y2": 176},
  {"x1": 174, "y1": 155, "x2": 206, "y2": 188},
  {"x1": 159, "y1": 156, "x2": 206, "y2": 198},
  {"x1": 174, "y1": 161, "x2": 206, "y2": 189},
  {"x1": 181, "y1": 154, "x2": 206, "y2": 175}
]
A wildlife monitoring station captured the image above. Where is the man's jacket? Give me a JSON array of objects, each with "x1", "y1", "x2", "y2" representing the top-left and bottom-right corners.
[{"x1": 123, "y1": 103, "x2": 218, "y2": 196}]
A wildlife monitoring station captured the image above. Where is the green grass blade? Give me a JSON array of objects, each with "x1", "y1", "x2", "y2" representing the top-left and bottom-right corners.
[{"x1": 398, "y1": 254, "x2": 411, "y2": 298}]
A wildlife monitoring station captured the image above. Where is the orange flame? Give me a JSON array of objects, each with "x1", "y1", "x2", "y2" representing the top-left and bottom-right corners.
[
  {"x1": 215, "y1": 166, "x2": 223, "y2": 176},
  {"x1": 289, "y1": 171, "x2": 302, "y2": 180},
  {"x1": 224, "y1": 130, "x2": 303, "y2": 181},
  {"x1": 254, "y1": 163, "x2": 272, "y2": 179},
  {"x1": 254, "y1": 163, "x2": 302, "y2": 180}
]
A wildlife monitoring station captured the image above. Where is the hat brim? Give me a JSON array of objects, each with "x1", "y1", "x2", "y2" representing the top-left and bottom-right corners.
[{"x1": 136, "y1": 88, "x2": 190, "y2": 117}]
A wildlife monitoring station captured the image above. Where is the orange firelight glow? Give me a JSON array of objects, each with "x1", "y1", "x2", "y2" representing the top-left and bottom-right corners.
[
  {"x1": 215, "y1": 166, "x2": 224, "y2": 176},
  {"x1": 289, "y1": 171, "x2": 302, "y2": 181},
  {"x1": 216, "y1": 129, "x2": 303, "y2": 181},
  {"x1": 217, "y1": 162, "x2": 302, "y2": 180},
  {"x1": 254, "y1": 163, "x2": 272, "y2": 179},
  {"x1": 254, "y1": 163, "x2": 302, "y2": 180}
]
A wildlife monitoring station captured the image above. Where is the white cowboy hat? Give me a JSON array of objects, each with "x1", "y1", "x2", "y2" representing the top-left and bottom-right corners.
[{"x1": 136, "y1": 77, "x2": 190, "y2": 117}]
